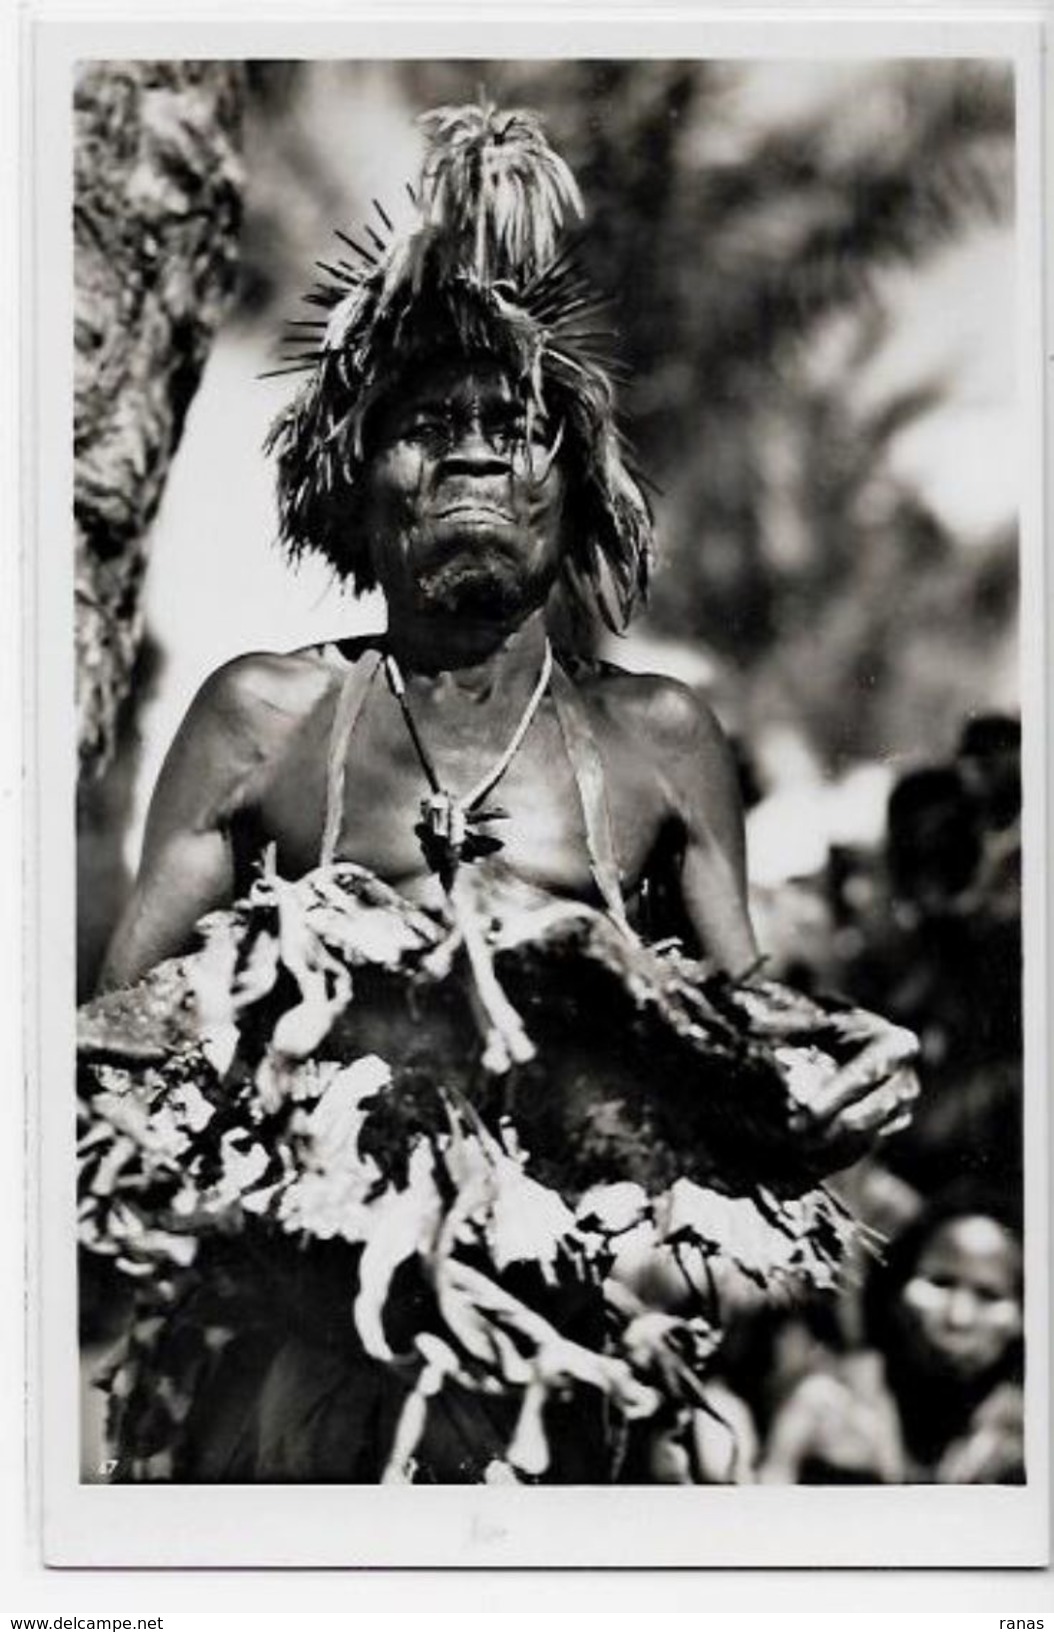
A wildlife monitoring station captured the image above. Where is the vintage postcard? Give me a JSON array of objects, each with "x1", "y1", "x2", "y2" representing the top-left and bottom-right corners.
[{"x1": 26, "y1": 5, "x2": 1049, "y2": 1572}]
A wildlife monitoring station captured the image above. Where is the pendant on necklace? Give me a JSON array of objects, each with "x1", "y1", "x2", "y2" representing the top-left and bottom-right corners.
[
  {"x1": 385, "y1": 641, "x2": 550, "y2": 882},
  {"x1": 415, "y1": 791, "x2": 507, "y2": 875}
]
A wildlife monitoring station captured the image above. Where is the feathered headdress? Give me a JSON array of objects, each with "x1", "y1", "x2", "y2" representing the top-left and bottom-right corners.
[{"x1": 265, "y1": 102, "x2": 653, "y2": 634}]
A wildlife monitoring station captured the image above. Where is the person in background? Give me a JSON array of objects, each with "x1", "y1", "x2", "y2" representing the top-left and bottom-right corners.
[{"x1": 758, "y1": 1187, "x2": 1024, "y2": 1484}]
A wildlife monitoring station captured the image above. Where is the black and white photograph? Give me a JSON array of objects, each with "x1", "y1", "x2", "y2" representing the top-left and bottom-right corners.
[{"x1": 27, "y1": 10, "x2": 1048, "y2": 1579}]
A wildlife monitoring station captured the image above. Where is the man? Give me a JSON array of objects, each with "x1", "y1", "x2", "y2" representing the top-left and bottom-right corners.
[
  {"x1": 101, "y1": 104, "x2": 917, "y2": 1176},
  {"x1": 89, "y1": 107, "x2": 920, "y2": 1484}
]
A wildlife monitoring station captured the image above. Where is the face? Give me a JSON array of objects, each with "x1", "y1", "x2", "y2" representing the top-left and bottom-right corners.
[
  {"x1": 898, "y1": 1216, "x2": 1023, "y2": 1381},
  {"x1": 361, "y1": 356, "x2": 567, "y2": 624}
]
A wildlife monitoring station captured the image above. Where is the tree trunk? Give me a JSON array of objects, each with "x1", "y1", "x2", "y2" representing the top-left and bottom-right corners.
[{"x1": 74, "y1": 61, "x2": 245, "y2": 776}]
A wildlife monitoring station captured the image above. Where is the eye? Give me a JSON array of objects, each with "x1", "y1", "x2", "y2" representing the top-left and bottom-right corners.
[
  {"x1": 482, "y1": 406, "x2": 530, "y2": 445},
  {"x1": 403, "y1": 409, "x2": 451, "y2": 443}
]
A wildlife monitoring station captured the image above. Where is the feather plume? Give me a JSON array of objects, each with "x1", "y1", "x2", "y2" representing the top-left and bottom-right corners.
[{"x1": 418, "y1": 102, "x2": 583, "y2": 284}]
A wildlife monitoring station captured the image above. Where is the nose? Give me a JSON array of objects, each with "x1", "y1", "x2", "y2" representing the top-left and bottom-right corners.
[
  {"x1": 943, "y1": 1288, "x2": 978, "y2": 1330},
  {"x1": 440, "y1": 421, "x2": 510, "y2": 477}
]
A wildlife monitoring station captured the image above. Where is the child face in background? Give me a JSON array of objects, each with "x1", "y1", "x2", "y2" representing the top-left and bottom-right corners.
[{"x1": 899, "y1": 1215, "x2": 1023, "y2": 1382}]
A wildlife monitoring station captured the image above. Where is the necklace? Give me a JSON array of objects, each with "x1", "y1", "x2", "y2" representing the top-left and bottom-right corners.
[{"x1": 383, "y1": 640, "x2": 553, "y2": 881}]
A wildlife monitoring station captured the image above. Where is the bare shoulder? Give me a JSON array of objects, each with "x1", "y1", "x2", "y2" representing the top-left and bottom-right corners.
[
  {"x1": 157, "y1": 647, "x2": 346, "y2": 824},
  {"x1": 193, "y1": 646, "x2": 338, "y2": 727},
  {"x1": 581, "y1": 664, "x2": 746, "y2": 866},
  {"x1": 581, "y1": 664, "x2": 734, "y2": 763}
]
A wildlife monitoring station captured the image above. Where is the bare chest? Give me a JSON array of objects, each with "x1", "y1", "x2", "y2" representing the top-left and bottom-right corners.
[{"x1": 248, "y1": 680, "x2": 669, "y2": 905}]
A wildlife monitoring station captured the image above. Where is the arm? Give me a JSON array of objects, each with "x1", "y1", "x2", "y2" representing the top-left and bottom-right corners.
[
  {"x1": 935, "y1": 1382, "x2": 1025, "y2": 1484},
  {"x1": 97, "y1": 656, "x2": 276, "y2": 991},
  {"x1": 648, "y1": 681, "x2": 918, "y2": 1171},
  {"x1": 759, "y1": 1357, "x2": 906, "y2": 1484},
  {"x1": 645, "y1": 681, "x2": 759, "y2": 973}
]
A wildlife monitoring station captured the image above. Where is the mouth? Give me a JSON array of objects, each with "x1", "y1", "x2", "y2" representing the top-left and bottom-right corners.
[
  {"x1": 420, "y1": 505, "x2": 522, "y2": 567},
  {"x1": 433, "y1": 500, "x2": 516, "y2": 525},
  {"x1": 926, "y1": 1334, "x2": 993, "y2": 1369}
]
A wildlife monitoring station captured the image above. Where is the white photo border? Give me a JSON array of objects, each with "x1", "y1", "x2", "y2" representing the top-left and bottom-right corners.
[{"x1": 29, "y1": 4, "x2": 1050, "y2": 1572}]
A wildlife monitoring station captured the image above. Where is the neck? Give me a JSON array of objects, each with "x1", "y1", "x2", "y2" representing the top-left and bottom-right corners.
[{"x1": 384, "y1": 608, "x2": 551, "y2": 696}]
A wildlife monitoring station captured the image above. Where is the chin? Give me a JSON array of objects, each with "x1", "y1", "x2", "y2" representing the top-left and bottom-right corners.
[
  {"x1": 920, "y1": 1340, "x2": 1002, "y2": 1383},
  {"x1": 419, "y1": 559, "x2": 532, "y2": 621}
]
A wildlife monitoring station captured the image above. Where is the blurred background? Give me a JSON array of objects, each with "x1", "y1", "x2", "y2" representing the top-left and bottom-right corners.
[{"x1": 77, "y1": 58, "x2": 1025, "y2": 1483}]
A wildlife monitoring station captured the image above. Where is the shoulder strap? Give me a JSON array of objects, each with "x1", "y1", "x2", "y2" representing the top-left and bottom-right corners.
[
  {"x1": 549, "y1": 659, "x2": 633, "y2": 936},
  {"x1": 319, "y1": 652, "x2": 383, "y2": 868}
]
